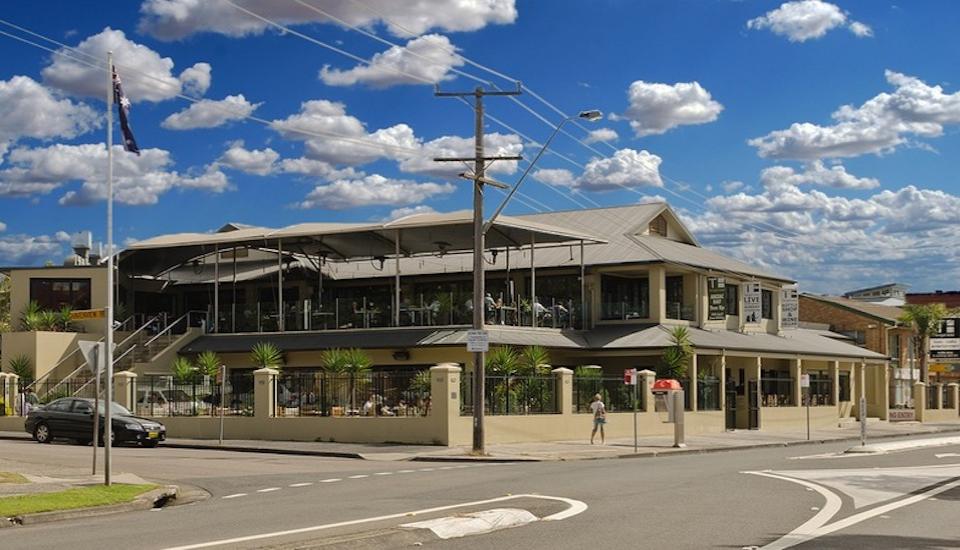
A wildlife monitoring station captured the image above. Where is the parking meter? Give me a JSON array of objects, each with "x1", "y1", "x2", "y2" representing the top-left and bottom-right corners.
[{"x1": 652, "y1": 379, "x2": 686, "y2": 448}]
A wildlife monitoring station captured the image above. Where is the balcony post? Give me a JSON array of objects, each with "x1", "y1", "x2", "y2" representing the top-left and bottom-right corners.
[
  {"x1": 277, "y1": 239, "x2": 284, "y2": 332},
  {"x1": 689, "y1": 354, "x2": 698, "y2": 411},
  {"x1": 213, "y1": 243, "x2": 219, "y2": 333},
  {"x1": 580, "y1": 239, "x2": 586, "y2": 329},
  {"x1": 530, "y1": 231, "x2": 536, "y2": 328},
  {"x1": 394, "y1": 230, "x2": 401, "y2": 327}
]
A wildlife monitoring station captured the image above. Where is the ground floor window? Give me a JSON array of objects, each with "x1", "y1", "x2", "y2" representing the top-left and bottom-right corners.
[
  {"x1": 807, "y1": 370, "x2": 834, "y2": 406},
  {"x1": 761, "y1": 369, "x2": 794, "y2": 406}
]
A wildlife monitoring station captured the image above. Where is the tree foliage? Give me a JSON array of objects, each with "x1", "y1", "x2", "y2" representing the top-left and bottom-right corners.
[
  {"x1": 250, "y1": 341, "x2": 284, "y2": 371},
  {"x1": 658, "y1": 326, "x2": 693, "y2": 379},
  {"x1": 899, "y1": 303, "x2": 956, "y2": 383}
]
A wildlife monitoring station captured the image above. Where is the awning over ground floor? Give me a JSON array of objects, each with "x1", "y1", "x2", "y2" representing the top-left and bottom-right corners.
[{"x1": 182, "y1": 324, "x2": 887, "y2": 362}]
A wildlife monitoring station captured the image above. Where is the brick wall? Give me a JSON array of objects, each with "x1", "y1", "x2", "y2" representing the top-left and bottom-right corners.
[{"x1": 799, "y1": 296, "x2": 889, "y2": 355}]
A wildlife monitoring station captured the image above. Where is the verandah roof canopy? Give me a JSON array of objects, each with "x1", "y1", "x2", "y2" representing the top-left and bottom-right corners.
[{"x1": 120, "y1": 210, "x2": 606, "y2": 277}]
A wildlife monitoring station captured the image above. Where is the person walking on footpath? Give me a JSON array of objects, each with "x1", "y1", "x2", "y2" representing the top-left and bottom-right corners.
[{"x1": 590, "y1": 393, "x2": 606, "y2": 444}]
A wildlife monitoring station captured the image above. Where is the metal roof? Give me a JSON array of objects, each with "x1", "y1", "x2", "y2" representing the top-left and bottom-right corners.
[
  {"x1": 182, "y1": 324, "x2": 884, "y2": 360},
  {"x1": 800, "y1": 293, "x2": 904, "y2": 324},
  {"x1": 121, "y1": 211, "x2": 604, "y2": 278}
]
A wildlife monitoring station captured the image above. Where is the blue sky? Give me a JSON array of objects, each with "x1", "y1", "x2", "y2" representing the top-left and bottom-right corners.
[{"x1": 0, "y1": 0, "x2": 957, "y2": 294}]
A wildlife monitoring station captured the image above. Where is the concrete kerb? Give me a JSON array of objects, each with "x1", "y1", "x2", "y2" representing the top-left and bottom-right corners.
[
  {"x1": 160, "y1": 441, "x2": 366, "y2": 460},
  {"x1": 2, "y1": 485, "x2": 179, "y2": 528}
]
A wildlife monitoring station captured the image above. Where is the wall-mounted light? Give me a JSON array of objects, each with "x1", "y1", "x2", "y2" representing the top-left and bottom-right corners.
[
  {"x1": 372, "y1": 256, "x2": 386, "y2": 271},
  {"x1": 392, "y1": 350, "x2": 410, "y2": 361},
  {"x1": 433, "y1": 241, "x2": 451, "y2": 257}
]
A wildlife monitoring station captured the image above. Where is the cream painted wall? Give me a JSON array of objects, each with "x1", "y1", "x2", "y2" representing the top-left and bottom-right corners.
[
  {"x1": 9, "y1": 267, "x2": 109, "y2": 334},
  {"x1": 1, "y1": 331, "x2": 98, "y2": 380}
]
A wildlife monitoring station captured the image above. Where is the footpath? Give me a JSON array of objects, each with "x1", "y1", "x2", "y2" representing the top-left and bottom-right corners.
[{"x1": 5, "y1": 421, "x2": 960, "y2": 461}]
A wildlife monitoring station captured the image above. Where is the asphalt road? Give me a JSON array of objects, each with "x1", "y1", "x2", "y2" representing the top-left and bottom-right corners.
[{"x1": 1, "y1": 435, "x2": 958, "y2": 549}]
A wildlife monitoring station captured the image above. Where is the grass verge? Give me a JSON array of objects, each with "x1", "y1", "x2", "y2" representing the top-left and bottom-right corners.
[
  {"x1": 0, "y1": 484, "x2": 157, "y2": 517},
  {"x1": 0, "y1": 472, "x2": 28, "y2": 484}
]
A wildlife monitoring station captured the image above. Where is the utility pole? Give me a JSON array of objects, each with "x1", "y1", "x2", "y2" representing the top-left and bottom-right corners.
[{"x1": 435, "y1": 84, "x2": 521, "y2": 454}]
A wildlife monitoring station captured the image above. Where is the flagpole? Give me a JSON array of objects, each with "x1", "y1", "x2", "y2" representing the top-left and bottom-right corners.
[{"x1": 104, "y1": 50, "x2": 114, "y2": 487}]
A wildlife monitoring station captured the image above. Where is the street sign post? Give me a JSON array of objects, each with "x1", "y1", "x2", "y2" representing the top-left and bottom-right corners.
[
  {"x1": 800, "y1": 374, "x2": 810, "y2": 440},
  {"x1": 218, "y1": 364, "x2": 226, "y2": 446},
  {"x1": 466, "y1": 330, "x2": 489, "y2": 353},
  {"x1": 625, "y1": 368, "x2": 638, "y2": 453},
  {"x1": 78, "y1": 341, "x2": 104, "y2": 475}
]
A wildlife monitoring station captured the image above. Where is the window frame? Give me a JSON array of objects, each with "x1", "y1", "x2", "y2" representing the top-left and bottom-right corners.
[
  {"x1": 725, "y1": 284, "x2": 738, "y2": 316},
  {"x1": 761, "y1": 289, "x2": 773, "y2": 320},
  {"x1": 29, "y1": 277, "x2": 92, "y2": 311}
]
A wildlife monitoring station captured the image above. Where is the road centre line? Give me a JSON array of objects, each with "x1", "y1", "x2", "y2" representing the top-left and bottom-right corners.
[
  {"x1": 221, "y1": 493, "x2": 247, "y2": 499},
  {"x1": 257, "y1": 487, "x2": 281, "y2": 493},
  {"x1": 289, "y1": 482, "x2": 313, "y2": 487},
  {"x1": 163, "y1": 494, "x2": 588, "y2": 550},
  {"x1": 373, "y1": 472, "x2": 392, "y2": 476},
  {"x1": 320, "y1": 478, "x2": 341, "y2": 483},
  {"x1": 348, "y1": 474, "x2": 369, "y2": 479}
]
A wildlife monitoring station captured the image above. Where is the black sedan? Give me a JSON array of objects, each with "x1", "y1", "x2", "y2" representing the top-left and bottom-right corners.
[{"x1": 24, "y1": 397, "x2": 166, "y2": 447}]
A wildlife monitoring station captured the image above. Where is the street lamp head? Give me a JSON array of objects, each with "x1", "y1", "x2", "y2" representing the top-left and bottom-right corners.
[{"x1": 578, "y1": 110, "x2": 603, "y2": 121}]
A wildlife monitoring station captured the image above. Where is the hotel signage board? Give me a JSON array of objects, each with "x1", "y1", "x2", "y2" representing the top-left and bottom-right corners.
[
  {"x1": 707, "y1": 277, "x2": 726, "y2": 321},
  {"x1": 931, "y1": 318, "x2": 960, "y2": 360},
  {"x1": 781, "y1": 287, "x2": 799, "y2": 330},
  {"x1": 742, "y1": 282, "x2": 762, "y2": 324}
]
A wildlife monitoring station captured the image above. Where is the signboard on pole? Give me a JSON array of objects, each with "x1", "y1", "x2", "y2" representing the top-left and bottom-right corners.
[
  {"x1": 742, "y1": 282, "x2": 762, "y2": 324},
  {"x1": 70, "y1": 309, "x2": 106, "y2": 321},
  {"x1": 707, "y1": 277, "x2": 726, "y2": 321},
  {"x1": 78, "y1": 341, "x2": 104, "y2": 376},
  {"x1": 781, "y1": 287, "x2": 799, "y2": 330},
  {"x1": 931, "y1": 318, "x2": 960, "y2": 360},
  {"x1": 624, "y1": 368, "x2": 638, "y2": 386},
  {"x1": 466, "y1": 330, "x2": 489, "y2": 352},
  {"x1": 800, "y1": 374, "x2": 810, "y2": 388}
]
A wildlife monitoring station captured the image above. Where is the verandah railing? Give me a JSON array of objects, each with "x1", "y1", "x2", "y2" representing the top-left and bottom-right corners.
[
  {"x1": 274, "y1": 370, "x2": 430, "y2": 417},
  {"x1": 137, "y1": 373, "x2": 254, "y2": 417}
]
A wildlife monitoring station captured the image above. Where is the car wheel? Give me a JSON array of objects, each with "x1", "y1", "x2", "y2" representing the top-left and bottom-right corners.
[
  {"x1": 142, "y1": 441, "x2": 159, "y2": 448},
  {"x1": 97, "y1": 430, "x2": 117, "y2": 447},
  {"x1": 34, "y1": 423, "x2": 52, "y2": 444}
]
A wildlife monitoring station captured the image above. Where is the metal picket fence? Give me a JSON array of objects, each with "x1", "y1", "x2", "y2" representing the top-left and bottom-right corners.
[
  {"x1": 461, "y1": 374, "x2": 559, "y2": 415},
  {"x1": 274, "y1": 370, "x2": 430, "y2": 417}
]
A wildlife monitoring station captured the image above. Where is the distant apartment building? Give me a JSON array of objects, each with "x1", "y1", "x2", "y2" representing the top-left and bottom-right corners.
[{"x1": 843, "y1": 283, "x2": 908, "y2": 306}]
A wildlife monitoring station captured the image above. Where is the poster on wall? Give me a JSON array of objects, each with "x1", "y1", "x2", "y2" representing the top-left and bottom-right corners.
[
  {"x1": 708, "y1": 277, "x2": 726, "y2": 321},
  {"x1": 781, "y1": 287, "x2": 799, "y2": 330},
  {"x1": 742, "y1": 282, "x2": 762, "y2": 324}
]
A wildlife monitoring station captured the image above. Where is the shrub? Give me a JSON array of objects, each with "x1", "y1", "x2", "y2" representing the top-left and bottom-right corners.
[{"x1": 250, "y1": 342, "x2": 283, "y2": 371}]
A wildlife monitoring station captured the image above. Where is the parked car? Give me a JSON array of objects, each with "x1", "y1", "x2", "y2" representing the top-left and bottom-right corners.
[
  {"x1": 136, "y1": 388, "x2": 211, "y2": 417},
  {"x1": 24, "y1": 397, "x2": 166, "y2": 447}
]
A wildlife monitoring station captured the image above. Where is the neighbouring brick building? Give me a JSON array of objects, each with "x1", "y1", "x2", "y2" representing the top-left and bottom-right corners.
[
  {"x1": 907, "y1": 290, "x2": 960, "y2": 309},
  {"x1": 800, "y1": 294, "x2": 916, "y2": 407}
]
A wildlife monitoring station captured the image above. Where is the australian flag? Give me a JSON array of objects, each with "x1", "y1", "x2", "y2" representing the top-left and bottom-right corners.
[{"x1": 112, "y1": 68, "x2": 140, "y2": 155}]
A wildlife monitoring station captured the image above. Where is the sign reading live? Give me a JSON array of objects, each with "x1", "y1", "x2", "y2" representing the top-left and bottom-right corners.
[
  {"x1": 781, "y1": 287, "x2": 799, "y2": 330},
  {"x1": 742, "y1": 282, "x2": 762, "y2": 324},
  {"x1": 931, "y1": 318, "x2": 960, "y2": 360},
  {"x1": 707, "y1": 277, "x2": 726, "y2": 321}
]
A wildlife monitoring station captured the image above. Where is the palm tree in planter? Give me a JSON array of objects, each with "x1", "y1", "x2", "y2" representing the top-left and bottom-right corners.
[
  {"x1": 658, "y1": 326, "x2": 692, "y2": 380},
  {"x1": 194, "y1": 351, "x2": 223, "y2": 413},
  {"x1": 172, "y1": 356, "x2": 196, "y2": 384},
  {"x1": 485, "y1": 346, "x2": 522, "y2": 414},
  {"x1": 320, "y1": 348, "x2": 372, "y2": 414},
  {"x1": 250, "y1": 342, "x2": 284, "y2": 371},
  {"x1": 517, "y1": 345, "x2": 553, "y2": 413},
  {"x1": 8, "y1": 354, "x2": 33, "y2": 387}
]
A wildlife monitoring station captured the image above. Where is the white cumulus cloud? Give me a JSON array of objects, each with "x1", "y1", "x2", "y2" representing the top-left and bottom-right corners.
[
  {"x1": 162, "y1": 94, "x2": 260, "y2": 130},
  {"x1": 0, "y1": 143, "x2": 228, "y2": 205},
  {"x1": 747, "y1": 0, "x2": 871, "y2": 42},
  {"x1": 584, "y1": 128, "x2": 619, "y2": 144},
  {"x1": 578, "y1": 149, "x2": 663, "y2": 190},
  {"x1": 320, "y1": 34, "x2": 464, "y2": 88},
  {"x1": 398, "y1": 133, "x2": 522, "y2": 176},
  {"x1": 42, "y1": 28, "x2": 206, "y2": 103},
  {"x1": 217, "y1": 142, "x2": 278, "y2": 175},
  {"x1": 0, "y1": 76, "x2": 99, "y2": 160},
  {"x1": 749, "y1": 70, "x2": 960, "y2": 160},
  {"x1": 178, "y1": 62, "x2": 212, "y2": 95},
  {"x1": 617, "y1": 80, "x2": 723, "y2": 137},
  {"x1": 759, "y1": 161, "x2": 879, "y2": 190},
  {"x1": 139, "y1": 0, "x2": 518, "y2": 40},
  {"x1": 298, "y1": 174, "x2": 454, "y2": 210}
]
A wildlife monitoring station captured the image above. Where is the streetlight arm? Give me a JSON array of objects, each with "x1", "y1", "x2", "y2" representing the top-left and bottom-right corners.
[{"x1": 482, "y1": 116, "x2": 573, "y2": 235}]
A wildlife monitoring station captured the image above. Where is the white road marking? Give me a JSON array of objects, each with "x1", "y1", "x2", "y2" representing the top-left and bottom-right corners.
[
  {"x1": 401, "y1": 508, "x2": 537, "y2": 539},
  {"x1": 438, "y1": 466, "x2": 456, "y2": 470},
  {"x1": 257, "y1": 487, "x2": 281, "y2": 493},
  {"x1": 289, "y1": 482, "x2": 313, "y2": 487},
  {"x1": 746, "y1": 467, "x2": 960, "y2": 550},
  {"x1": 397, "y1": 469, "x2": 416, "y2": 473},
  {"x1": 162, "y1": 494, "x2": 588, "y2": 550},
  {"x1": 348, "y1": 474, "x2": 369, "y2": 479},
  {"x1": 373, "y1": 472, "x2": 392, "y2": 476},
  {"x1": 935, "y1": 453, "x2": 960, "y2": 458},
  {"x1": 744, "y1": 471, "x2": 842, "y2": 550},
  {"x1": 222, "y1": 493, "x2": 247, "y2": 499},
  {"x1": 320, "y1": 478, "x2": 341, "y2": 483},
  {"x1": 419, "y1": 468, "x2": 435, "y2": 472}
]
